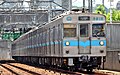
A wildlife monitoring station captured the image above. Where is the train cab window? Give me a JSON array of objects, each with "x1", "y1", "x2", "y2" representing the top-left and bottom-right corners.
[
  {"x1": 92, "y1": 24, "x2": 105, "y2": 37},
  {"x1": 64, "y1": 24, "x2": 76, "y2": 37},
  {"x1": 80, "y1": 24, "x2": 88, "y2": 37}
]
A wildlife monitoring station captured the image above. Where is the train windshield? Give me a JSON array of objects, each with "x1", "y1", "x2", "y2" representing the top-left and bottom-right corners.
[
  {"x1": 64, "y1": 24, "x2": 76, "y2": 37},
  {"x1": 92, "y1": 24, "x2": 105, "y2": 37}
]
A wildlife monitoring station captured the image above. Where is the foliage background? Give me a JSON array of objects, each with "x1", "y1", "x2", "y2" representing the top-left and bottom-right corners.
[{"x1": 95, "y1": 4, "x2": 120, "y2": 22}]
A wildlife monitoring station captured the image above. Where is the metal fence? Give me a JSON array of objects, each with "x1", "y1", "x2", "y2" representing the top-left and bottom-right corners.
[
  {"x1": 105, "y1": 23, "x2": 120, "y2": 71},
  {"x1": 106, "y1": 23, "x2": 120, "y2": 51},
  {"x1": 0, "y1": 12, "x2": 48, "y2": 28}
]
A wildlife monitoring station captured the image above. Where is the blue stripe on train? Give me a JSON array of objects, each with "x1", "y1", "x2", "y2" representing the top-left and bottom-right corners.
[
  {"x1": 19, "y1": 40, "x2": 106, "y2": 50},
  {"x1": 63, "y1": 40, "x2": 106, "y2": 47}
]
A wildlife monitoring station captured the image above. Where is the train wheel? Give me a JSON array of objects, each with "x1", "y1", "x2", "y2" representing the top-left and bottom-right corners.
[
  {"x1": 69, "y1": 66, "x2": 75, "y2": 72},
  {"x1": 98, "y1": 65, "x2": 101, "y2": 70},
  {"x1": 87, "y1": 69, "x2": 93, "y2": 72}
]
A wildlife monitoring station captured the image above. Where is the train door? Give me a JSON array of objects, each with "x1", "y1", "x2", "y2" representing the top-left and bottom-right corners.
[{"x1": 78, "y1": 24, "x2": 91, "y2": 54}]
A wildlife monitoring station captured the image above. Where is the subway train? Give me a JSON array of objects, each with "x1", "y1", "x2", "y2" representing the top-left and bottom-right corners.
[{"x1": 12, "y1": 11, "x2": 106, "y2": 72}]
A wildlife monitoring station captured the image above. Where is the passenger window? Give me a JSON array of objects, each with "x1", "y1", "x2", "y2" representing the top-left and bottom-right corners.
[
  {"x1": 64, "y1": 28, "x2": 76, "y2": 37},
  {"x1": 80, "y1": 24, "x2": 88, "y2": 37},
  {"x1": 64, "y1": 24, "x2": 76, "y2": 37}
]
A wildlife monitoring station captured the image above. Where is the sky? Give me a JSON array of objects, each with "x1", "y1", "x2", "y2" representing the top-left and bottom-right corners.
[
  {"x1": 23, "y1": 0, "x2": 120, "y2": 9},
  {"x1": 72, "y1": 0, "x2": 120, "y2": 8}
]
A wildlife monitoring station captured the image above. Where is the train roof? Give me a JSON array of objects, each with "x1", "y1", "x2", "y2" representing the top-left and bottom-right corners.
[{"x1": 50, "y1": 11, "x2": 105, "y2": 22}]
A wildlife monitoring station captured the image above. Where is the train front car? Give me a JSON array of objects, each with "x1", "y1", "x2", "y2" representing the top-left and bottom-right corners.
[{"x1": 62, "y1": 13, "x2": 106, "y2": 71}]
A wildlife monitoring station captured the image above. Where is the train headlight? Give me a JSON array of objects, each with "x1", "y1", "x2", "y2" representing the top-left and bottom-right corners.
[
  {"x1": 100, "y1": 41, "x2": 104, "y2": 46},
  {"x1": 65, "y1": 41, "x2": 70, "y2": 46}
]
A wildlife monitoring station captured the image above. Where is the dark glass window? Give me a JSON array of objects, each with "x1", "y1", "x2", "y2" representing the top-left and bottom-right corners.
[
  {"x1": 64, "y1": 28, "x2": 76, "y2": 37},
  {"x1": 92, "y1": 24, "x2": 105, "y2": 37},
  {"x1": 80, "y1": 24, "x2": 88, "y2": 37},
  {"x1": 78, "y1": 16, "x2": 90, "y2": 21}
]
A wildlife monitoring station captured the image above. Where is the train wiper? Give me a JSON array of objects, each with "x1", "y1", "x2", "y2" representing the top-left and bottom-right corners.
[
  {"x1": 93, "y1": 32, "x2": 100, "y2": 39},
  {"x1": 95, "y1": 33, "x2": 100, "y2": 39}
]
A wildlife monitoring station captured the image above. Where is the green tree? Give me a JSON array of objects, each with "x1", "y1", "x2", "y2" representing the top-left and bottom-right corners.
[
  {"x1": 95, "y1": 4, "x2": 106, "y2": 15},
  {"x1": 112, "y1": 9, "x2": 118, "y2": 21},
  {"x1": 95, "y1": 5, "x2": 120, "y2": 22},
  {"x1": 106, "y1": 13, "x2": 110, "y2": 21},
  {"x1": 106, "y1": 9, "x2": 120, "y2": 22}
]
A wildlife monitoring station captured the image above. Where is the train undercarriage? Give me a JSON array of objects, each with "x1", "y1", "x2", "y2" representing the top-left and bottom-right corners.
[{"x1": 12, "y1": 56, "x2": 106, "y2": 72}]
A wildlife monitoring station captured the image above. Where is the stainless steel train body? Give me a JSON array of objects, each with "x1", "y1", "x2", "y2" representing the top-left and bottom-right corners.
[{"x1": 12, "y1": 11, "x2": 106, "y2": 71}]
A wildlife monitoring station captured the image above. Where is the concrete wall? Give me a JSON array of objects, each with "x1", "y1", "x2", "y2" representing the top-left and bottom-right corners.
[
  {"x1": 104, "y1": 51, "x2": 120, "y2": 71},
  {"x1": 0, "y1": 39, "x2": 12, "y2": 60}
]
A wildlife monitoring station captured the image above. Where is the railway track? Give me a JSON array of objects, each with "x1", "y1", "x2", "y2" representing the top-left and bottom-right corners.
[
  {"x1": 0, "y1": 64, "x2": 41, "y2": 75},
  {"x1": 7, "y1": 63, "x2": 41, "y2": 75},
  {"x1": 0, "y1": 62, "x2": 75, "y2": 75},
  {"x1": 0, "y1": 64, "x2": 19, "y2": 75},
  {"x1": 0, "y1": 61, "x2": 109, "y2": 75},
  {"x1": 42, "y1": 67, "x2": 108, "y2": 75},
  {"x1": 24, "y1": 62, "x2": 108, "y2": 75},
  {"x1": 9, "y1": 63, "x2": 82, "y2": 75}
]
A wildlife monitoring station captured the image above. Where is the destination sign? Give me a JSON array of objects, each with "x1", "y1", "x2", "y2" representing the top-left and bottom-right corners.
[
  {"x1": 93, "y1": 17, "x2": 104, "y2": 21},
  {"x1": 78, "y1": 16, "x2": 90, "y2": 21}
]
